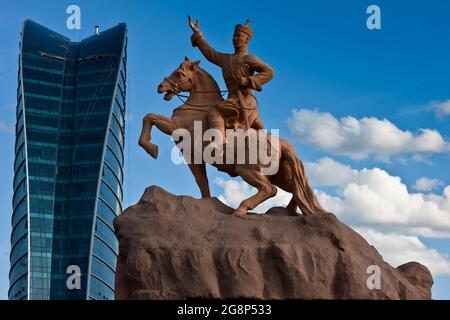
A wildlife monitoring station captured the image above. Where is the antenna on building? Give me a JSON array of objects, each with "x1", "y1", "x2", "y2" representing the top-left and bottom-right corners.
[{"x1": 95, "y1": 25, "x2": 100, "y2": 36}]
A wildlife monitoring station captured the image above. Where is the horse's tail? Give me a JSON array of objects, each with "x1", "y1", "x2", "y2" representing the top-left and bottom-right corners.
[{"x1": 281, "y1": 142, "x2": 328, "y2": 215}]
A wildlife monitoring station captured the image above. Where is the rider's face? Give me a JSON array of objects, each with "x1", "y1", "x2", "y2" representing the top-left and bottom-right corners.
[{"x1": 233, "y1": 31, "x2": 250, "y2": 50}]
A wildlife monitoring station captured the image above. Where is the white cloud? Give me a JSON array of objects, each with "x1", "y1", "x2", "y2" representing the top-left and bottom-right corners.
[
  {"x1": 315, "y1": 189, "x2": 346, "y2": 214},
  {"x1": 413, "y1": 177, "x2": 443, "y2": 192},
  {"x1": 214, "y1": 177, "x2": 291, "y2": 213},
  {"x1": 287, "y1": 109, "x2": 449, "y2": 160},
  {"x1": 356, "y1": 228, "x2": 450, "y2": 276},
  {"x1": 430, "y1": 100, "x2": 450, "y2": 118},
  {"x1": 411, "y1": 154, "x2": 433, "y2": 165},
  {"x1": 305, "y1": 157, "x2": 356, "y2": 186},
  {"x1": 304, "y1": 157, "x2": 450, "y2": 237}
]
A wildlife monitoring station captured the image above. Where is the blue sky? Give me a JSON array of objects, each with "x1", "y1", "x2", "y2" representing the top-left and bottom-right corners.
[{"x1": 0, "y1": 0, "x2": 449, "y2": 299}]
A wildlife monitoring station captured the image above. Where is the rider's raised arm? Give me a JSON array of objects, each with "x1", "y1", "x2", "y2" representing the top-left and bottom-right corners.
[
  {"x1": 245, "y1": 55, "x2": 275, "y2": 92},
  {"x1": 191, "y1": 31, "x2": 223, "y2": 67}
]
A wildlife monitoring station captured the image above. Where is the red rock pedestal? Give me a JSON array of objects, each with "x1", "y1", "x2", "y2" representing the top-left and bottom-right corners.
[{"x1": 114, "y1": 186, "x2": 433, "y2": 300}]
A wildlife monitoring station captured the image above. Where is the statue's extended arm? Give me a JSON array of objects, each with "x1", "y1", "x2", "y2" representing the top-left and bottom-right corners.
[
  {"x1": 191, "y1": 32, "x2": 222, "y2": 66},
  {"x1": 188, "y1": 15, "x2": 222, "y2": 66},
  {"x1": 243, "y1": 55, "x2": 275, "y2": 92}
]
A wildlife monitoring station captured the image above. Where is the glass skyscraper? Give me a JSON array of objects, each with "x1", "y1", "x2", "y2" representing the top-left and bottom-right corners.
[{"x1": 9, "y1": 20, "x2": 127, "y2": 300}]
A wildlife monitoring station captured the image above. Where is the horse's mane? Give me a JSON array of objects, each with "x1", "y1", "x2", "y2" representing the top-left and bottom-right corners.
[
  {"x1": 195, "y1": 65, "x2": 221, "y2": 94},
  {"x1": 172, "y1": 62, "x2": 223, "y2": 114}
]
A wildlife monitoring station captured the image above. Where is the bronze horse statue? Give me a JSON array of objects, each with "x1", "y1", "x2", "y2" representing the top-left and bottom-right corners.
[{"x1": 139, "y1": 57, "x2": 326, "y2": 216}]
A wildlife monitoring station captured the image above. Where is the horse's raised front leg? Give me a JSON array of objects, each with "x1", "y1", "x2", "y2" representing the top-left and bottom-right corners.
[
  {"x1": 187, "y1": 163, "x2": 211, "y2": 198},
  {"x1": 233, "y1": 167, "x2": 278, "y2": 215},
  {"x1": 138, "y1": 113, "x2": 176, "y2": 159}
]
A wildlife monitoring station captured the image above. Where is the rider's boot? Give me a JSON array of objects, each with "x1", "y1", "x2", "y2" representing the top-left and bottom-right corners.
[{"x1": 207, "y1": 114, "x2": 227, "y2": 157}]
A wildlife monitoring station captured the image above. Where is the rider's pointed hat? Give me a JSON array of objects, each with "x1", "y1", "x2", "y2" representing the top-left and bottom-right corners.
[{"x1": 234, "y1": 19, "x2": 254, "y2": 38}]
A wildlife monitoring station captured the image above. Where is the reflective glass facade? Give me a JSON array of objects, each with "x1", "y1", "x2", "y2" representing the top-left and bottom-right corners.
[{"x1": 9, "y1": 20, "x2": 127, "y2": 300}]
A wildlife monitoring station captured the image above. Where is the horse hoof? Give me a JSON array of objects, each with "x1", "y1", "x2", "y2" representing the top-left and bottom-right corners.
[{"x1": 148, "y1": 144, "x2": 159, "y2": 159}]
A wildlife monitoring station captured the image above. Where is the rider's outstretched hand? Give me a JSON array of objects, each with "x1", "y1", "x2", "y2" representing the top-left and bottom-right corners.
[{"x1": 188, "y1": 15, "x2": 200, "y2": 33}]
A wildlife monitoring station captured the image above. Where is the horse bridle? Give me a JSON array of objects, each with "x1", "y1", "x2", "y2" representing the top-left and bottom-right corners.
[
  {"x1": 164, "y1": 75, "x2": 228, "y2": 96},
  {"x1": 163, "y1": 74, "x2": 257, "y2": 109},
  {"x1": 163, "y1": 76, "x2": 193, "y2": 94}
]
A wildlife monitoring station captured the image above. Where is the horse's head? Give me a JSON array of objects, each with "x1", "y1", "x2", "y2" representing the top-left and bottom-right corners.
[{"x1": 157, "y1": 56, "x2": 201, "y2": 101}]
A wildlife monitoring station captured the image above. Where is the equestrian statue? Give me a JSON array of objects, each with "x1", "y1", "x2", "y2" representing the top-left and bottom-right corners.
[{"x1": 138, "y1": 15, "x2": 327, "y2": 216}]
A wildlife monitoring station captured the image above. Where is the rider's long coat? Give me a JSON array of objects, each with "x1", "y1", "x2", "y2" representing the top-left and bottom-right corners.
[{"x1": 191, "y1": 31, "x2": 274, "y2": 129}]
